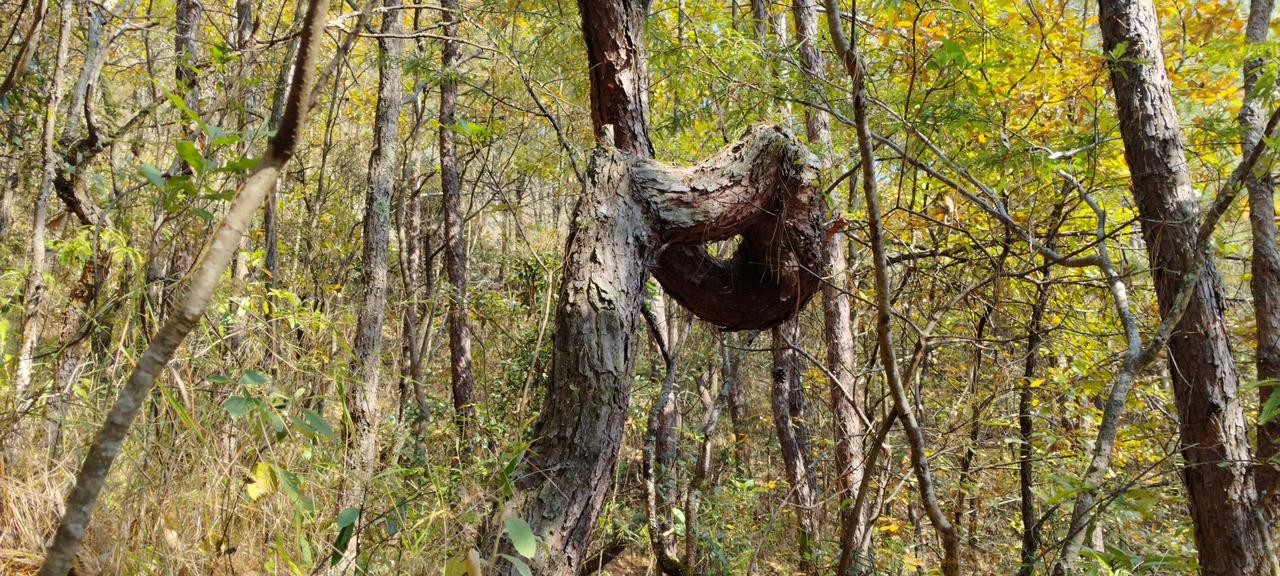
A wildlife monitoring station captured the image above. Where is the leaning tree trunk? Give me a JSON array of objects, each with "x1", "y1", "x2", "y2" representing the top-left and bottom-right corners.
[
  {"x1": 439, "y1": 0, "x2": 476, "y2": 451},
  {"x1": 331, "y1": 1, "x2": 404, "y2": 573},
  {"x1": 35, "y1": 0, "x2": 330, "y2": 571},
  {"x1": 824, "y1": 0, "x2": 961, "y2": 572},
  {"x1": 1240, "y1": 0, "x2": 1280, "y2": 516},
  {"x1": 1097, "y1": 0, "x2": 1270, "y2": 573}
]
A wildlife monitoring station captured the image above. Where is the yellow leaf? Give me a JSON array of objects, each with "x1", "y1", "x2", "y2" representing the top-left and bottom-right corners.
[
  {"x1": 904, "y1": 555, "x2": 925, "y2": 568},
  {"x1": 246, "y1": 462, "x2": 276, "y2": 500}
]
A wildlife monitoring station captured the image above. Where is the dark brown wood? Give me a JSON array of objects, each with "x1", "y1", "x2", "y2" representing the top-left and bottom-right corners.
[
  {"x1": 1240, "y1": 0, "x2": 1280, "y2": 515},
  {"x1": 440, "y1": 0, "x2": 476, "y2": 446},
  {"x1": 497, "y1": 4, "x2": 824, "y2": 574},
  {"x1": 1097, "y1": 0, "x2": 1270, "y2": 572}
]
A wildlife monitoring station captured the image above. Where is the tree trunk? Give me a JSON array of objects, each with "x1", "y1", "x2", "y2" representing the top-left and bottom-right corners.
[
  {"x1": 1240, "y1": 0, "x2": 1280, "y2": 516},
  {"x1": 495, "y1": 3, "x2": 824, "y2": 574},
  {"x1": 1097, "y1": 0, "x2": 1270, "y2": 572},
  {"x1": 723, "y1": 334, "x2": 752, "y2": 470},
  {"x1": 1017, "y1": 282, "x2": 1050, "y2": 576},
  {"x1": 768, "y1": 333, "x2": 820, "y2": 575},
  {"x1": 824, "y1": 1, "x2": 961, "y2": 572},
  {"x1": 10, "y1": 0, "x2": 73, "y2": 454},
  {"x1": 791, "y1": 0, "x2": 874, "y2": 569},
  {"x1": 439, "y1": 0, "x2": 476, "y2": 452},
  {"x1": 36, "y1": 0, "x2": 329, "y2": 571},
  {"x1": 0, "y1": 0, "x2": 48, "y2": 102},
  {"x1": 331, "y1": 1, "x2": 403, "y2": 572}
]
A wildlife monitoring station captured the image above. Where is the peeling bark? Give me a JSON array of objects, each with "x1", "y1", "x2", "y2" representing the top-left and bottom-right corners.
[{"x1": 496, "y1": 3, "x2": 824, "y2": 574}]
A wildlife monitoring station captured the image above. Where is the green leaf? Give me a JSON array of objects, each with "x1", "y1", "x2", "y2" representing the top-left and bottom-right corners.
[
  {"x1": 176, "y1": 140, "x2": 204, "y2": 173},
  {"x1": 295, "y1": 409, "x2": 334, "y2": 438},
  {"x1": 217, "y1": 156, "x2": 260, "y2": 174},
  {"x1": 272, "y1": 465, "x2": 314, "y2": 512},
  {"x1": 1261, "y1": 389, "x2": 1280, "y2": 425},
  {"x1": 504, "y1": 517, "x2": 536, "y2": 558},
  {"x1": 224, "y1": 395, "x2": 255, "y2": 419},
  {"x1": 337, "y1": 506, "x2": 361, "y2": 528},
  {"x1": 329, "y1": 524, "x2": 354, "y2": 566},
  {"x1": 241, "y1": 370, "x2": 270, "y2": 386},
  {"x1": 192, "y1": 207, "x2": 215, "y2": 222},
  {"x1": 498, "y1": 554, "x2": 532, "y2": 576},
  {"x1": 140, "y1": 164, "x2": 166, "y2": 189}
]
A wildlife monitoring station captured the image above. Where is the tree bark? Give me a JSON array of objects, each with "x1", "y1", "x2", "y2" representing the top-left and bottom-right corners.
[
  {"x1": 35, "y1": 0, "x2": 329, "y2": 571},
  {"x1": 494, "y1": 3, "x2": 824, "y2": 574},
  {"x1": 1240, "y1": 0, "x2": 1280, "y2": 516},
  {"x1": 723, "y1": 334, "x2": 752, "y2": 470},
  {"x1": 10, "y1": 0, "x2": 73, "y2": 455},
  {"x1": 824, "y1": 1, "x2": 961, "y2": 573},
  {"x1": 439, "y1": 0, "x2": 476, "y2": 450},
  {"x1": 0, "y1": 0, "x2": 48, "y2": 102},
  {"x1": 1017, "y1": 282, "x2": 1050, "y2": 576},
  {"x1": 768, "y1": 337, "x2": 820, "y2": 575},
  {"x1": 330, "y1": 1, "x2": 404, "y2": 572},
  {"x1": 791, "y1": 0, "x2": 874, "y2": 569},
  {"x1": 1096, "y1": 0, "x2": 1270, "y2": 573}
]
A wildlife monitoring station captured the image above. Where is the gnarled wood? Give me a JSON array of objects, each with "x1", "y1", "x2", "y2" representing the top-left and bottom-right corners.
[{"x1": 645, "y1": 125, "x2": 822, "y2": 330}]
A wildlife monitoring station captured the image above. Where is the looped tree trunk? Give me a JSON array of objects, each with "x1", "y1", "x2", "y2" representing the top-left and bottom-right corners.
[
  {"x1": 497, "y1": 126, "x2": 821, "y2": 576},
  {"x1": 646, "y1": 125, "x2": 824, "y2": 330}
]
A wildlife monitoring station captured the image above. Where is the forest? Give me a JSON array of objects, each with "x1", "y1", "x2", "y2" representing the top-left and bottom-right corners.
[{"x1": 1, "y1": 0, "x2": 1279, "y2": 574}]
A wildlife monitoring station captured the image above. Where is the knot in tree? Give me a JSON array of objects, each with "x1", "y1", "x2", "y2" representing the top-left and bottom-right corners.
[{"x1": 499, "y1": 124, "x2": 824, "y2": 575}]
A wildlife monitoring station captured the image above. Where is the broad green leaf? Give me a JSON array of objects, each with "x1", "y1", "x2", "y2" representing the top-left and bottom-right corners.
[
  {"x1": 140, "y1": 164, "x2": 166, "y2": 189},
  {"x1": 504, "y1": 516, "x2": 536, "y2": 558},
  {"x1": 176, "y1": 140, "x2": 204, "y2": 173},
  {"x1": 337, "y1": 506, "x2": 361, "y2": 528},
  {"x1": 498, "y1": 554, "x2": 532, "y2": 576},
  {"x1": 1261, "y1": 389, "x2": 1280, "y2": 425},
  {"x1": 295, "y1": 409, "x2": 334, "y2": 438},
  {"x1": 272, "y1": 465, "x2": 313, "y2": 512},
  {"x1": 241, "y1": 370, "x2": 270, "y2": 386},
  {"x1": 225, "y1": 396, "x2": 255, "y2": 419}
]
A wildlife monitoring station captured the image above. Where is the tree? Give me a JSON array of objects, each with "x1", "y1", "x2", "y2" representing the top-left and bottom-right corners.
[
  {"x1": 330, "y1": 0, "x2": 404, "y2": 572},
  {"x1": 495, "y1": 2, "x2": 825, "y2": 573},
  {"x1": 9, "y1": 0, "x2": 73, "y2": 460},
  {"x1": 440, "y1": 0, "x2": 476, "y2": 450},
  {"x1": 1090, "y1": 0, "x2": 1270, "y2": 572},
  {"x1": 1241, "y1": 0, "x2": 1280, "y2": 514},
  {"x1": 36, "y1": 0, "x2": 331, "y2": 571}
]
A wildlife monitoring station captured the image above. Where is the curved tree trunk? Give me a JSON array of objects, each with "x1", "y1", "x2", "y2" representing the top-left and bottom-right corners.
[
  {"x1": 1097, "y1": 0, "x2": 1270, "y2": 573},
  {"x1": 495, "y1": 3, "x2": 825, "y2": 574}
]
